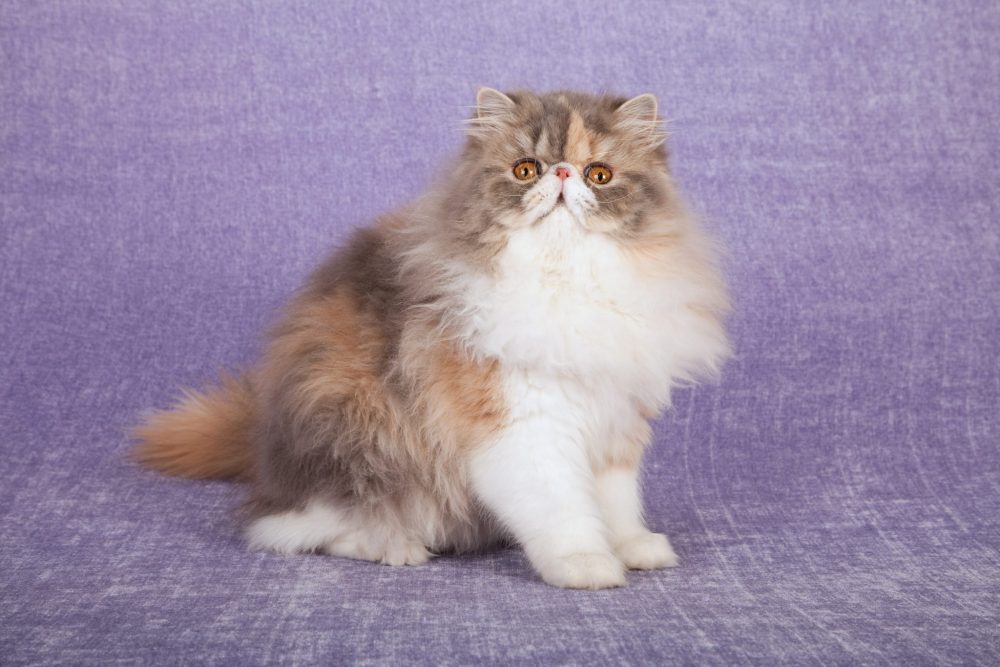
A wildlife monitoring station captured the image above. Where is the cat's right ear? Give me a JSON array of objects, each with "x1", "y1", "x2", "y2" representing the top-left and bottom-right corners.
[
  {"x1": 476, "y1": 87, "x2": 515, "y2": 119},
  {"x1": 466, "y1": 87, "x2": 516, "y2": 139}
]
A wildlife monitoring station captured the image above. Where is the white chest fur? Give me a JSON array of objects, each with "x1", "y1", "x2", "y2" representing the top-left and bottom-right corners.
[
  {"x1": 459, "y1": 209, "x2": 705, "y2": 404},
  {"x1": 444, "y1": 207, "x2": 730, "y2": 459}
]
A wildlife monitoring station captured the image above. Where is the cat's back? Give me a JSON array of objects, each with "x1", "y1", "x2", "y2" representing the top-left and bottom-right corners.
[
  {"x1": 256, "y1": 220, "x2": 411, "y2": 439},
  {"x1": 300, "y1": 221, "x2": 406, "y2": 324}
]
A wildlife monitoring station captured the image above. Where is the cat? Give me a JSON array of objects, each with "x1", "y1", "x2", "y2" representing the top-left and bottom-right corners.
[{"x1": 133, "y1": 88, "x2": 730, "y2": 589}]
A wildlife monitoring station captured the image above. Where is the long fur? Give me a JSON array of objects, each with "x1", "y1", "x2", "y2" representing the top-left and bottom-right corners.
[
  {"x1": 132, "y1": 374, "x2": 256, "y2": 481},
  {"x1": 133, "y1": 88, "x2": 730, "y2": 588}
]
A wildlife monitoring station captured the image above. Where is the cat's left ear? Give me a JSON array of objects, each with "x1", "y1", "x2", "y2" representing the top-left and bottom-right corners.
[
  {"x1": 615, "y1": 93, "x2": 666, "y2": 149},
  {"x1": 466, "y1": 87, "x2": 516, "y2": 140}
]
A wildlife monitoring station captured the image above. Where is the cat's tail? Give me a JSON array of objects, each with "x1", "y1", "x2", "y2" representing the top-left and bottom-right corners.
[{"x1": 131, "y1": 373, "x2": 257, "y2": 481}]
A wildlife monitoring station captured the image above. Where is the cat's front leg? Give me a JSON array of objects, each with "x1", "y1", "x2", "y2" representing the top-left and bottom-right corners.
[
  {"x1": 468, "y1": 406, "x2": 626, "y2": 589},
  {"x1": 595, "y1": 464, "x2": 678, "y2": 570}
]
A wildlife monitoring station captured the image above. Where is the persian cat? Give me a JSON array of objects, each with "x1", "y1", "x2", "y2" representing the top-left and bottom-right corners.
[{"x1": 134, "y1": 88, "x2": 730, "y2": 589}]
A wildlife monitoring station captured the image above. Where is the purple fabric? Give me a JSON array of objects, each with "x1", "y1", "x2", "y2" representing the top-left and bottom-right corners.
[{"x1": 2, "y1": 1, "x2": 999, "y2": 664}]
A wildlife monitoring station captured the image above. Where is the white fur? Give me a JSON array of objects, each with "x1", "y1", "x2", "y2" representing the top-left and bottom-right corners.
[
  {"x1": 246, "y1": 501, "x2": 430, "y2": 566},
  {"x1": 458, "y1": 178, "x2": 726, "y2": 587},
  {"x1": 596, "y1": 467, "x2": 679, "y2": 569},
  {"x1": 468, "y1": 369, "x2": 626, "y2": 589},
  {"x1": 246, "y1": 501, "x2": 345, "y2": 554},
  {"x1": 595, "y1": 466, "x2": 648, "y2": 544},
  {"x1": 457, "y1": 203, "x2": 725, "y2": 410}
]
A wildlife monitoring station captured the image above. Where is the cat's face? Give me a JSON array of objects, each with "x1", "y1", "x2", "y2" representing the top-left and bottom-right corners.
[{"x1": 457, "y1": 89, "x2": 676, "y2": 240}]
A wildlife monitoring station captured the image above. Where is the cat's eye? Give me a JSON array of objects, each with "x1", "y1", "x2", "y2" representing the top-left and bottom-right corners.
[
  {"x1": 512, "y1": 158, "x2": 540, "y2": 181},
  {"x1": 584, "y1": 163, "x2": 613, "y2": 185}
]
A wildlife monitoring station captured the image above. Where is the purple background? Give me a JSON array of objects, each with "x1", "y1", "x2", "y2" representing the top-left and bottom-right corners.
[{"x1": 2, "y1": 1, "x2": 999, "y2": 664}]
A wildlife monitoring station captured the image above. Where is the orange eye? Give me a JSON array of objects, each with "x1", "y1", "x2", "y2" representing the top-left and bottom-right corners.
[
  {"x1": 512, "y1": 158, "x2": 539, "y2": 181},
  {"x1": 584, "y1": 163, "x2": 613, "y2": 185}
]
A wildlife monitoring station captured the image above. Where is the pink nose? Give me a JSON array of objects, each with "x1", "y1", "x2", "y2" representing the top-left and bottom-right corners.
[{"x1": 555, "y1": 167, "x2": 571, "y2": 181}]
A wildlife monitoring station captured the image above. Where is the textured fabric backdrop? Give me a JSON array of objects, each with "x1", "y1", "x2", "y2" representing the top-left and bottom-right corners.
[{"x1": 2, "y1": 1, "x2": 998, "y2": 664}]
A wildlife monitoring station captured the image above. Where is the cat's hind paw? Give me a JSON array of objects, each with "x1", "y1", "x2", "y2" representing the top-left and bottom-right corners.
[
  {"x1": 380, "y1": 539, "x2": 432, "y2": 566},
  {"x1": 326, "y1": 532, "x2": 431, "y2": 566}
]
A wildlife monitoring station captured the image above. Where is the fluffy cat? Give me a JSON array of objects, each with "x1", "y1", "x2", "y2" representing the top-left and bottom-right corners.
[{"x1": 133, "y1": 88, "x2": 730, "y2": 589}]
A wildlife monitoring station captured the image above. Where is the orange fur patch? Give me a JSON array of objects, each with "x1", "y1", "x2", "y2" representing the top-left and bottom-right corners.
[
  {"x1": 260, "y1": 288, "x2": 504, "y2": 513},
  {"x1": 416, "y1": 337, "x2": 505, "y2": 447},
  {"x1": 262, "y1": 287, "x2": 394, "y2": 442},
  {"x1": 131, "y1": 373, "x2": 256, "y2": 480},
  {"x1": 397, "y1": 324, "x2": 506, "y2": 525},
  {"x1": 565, "y1": 111, "x2": 592, "y2": 165}
]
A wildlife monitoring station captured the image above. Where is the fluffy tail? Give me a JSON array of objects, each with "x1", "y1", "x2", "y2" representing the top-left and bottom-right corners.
[{"x1": 131, "y1": 373, "x2": 256, "y2": 481}]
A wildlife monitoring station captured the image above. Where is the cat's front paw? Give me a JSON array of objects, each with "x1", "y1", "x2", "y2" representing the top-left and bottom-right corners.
[
  {"x1": 615, "y1": 532, "x2": 679, "y2": 570},
  {"x1": 536, "y1": 552, "x2": 627, "y2": 589}
]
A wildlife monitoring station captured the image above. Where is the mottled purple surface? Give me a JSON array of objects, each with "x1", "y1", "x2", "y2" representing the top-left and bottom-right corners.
[{"x1": 2, "y1": 1, "x2": 999, "y2": 664}]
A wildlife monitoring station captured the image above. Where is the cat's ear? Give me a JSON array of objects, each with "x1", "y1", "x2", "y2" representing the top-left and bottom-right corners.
[
  {"x1": 466, "y1": 87, "x2": 516, "y2": 140},
  {"x1": 617, "y1": 93, "x2": 658, "y2": 122},
  {"x1": 476, "y1": 87, "x2": 516, "y2": 119},
  {"x1": 615, "y1": 93, "x2": 666, "y2": 149}
]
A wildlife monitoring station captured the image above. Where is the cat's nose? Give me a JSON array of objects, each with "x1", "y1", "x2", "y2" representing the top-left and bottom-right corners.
[{"x1": 555, "y1": 167, "x2": 571, "y2": 181}]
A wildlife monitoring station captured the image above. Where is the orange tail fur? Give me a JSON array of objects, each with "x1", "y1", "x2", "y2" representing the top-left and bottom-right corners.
[{"x1": 131, "y1": 374, "x2": 256, "y2": 481}]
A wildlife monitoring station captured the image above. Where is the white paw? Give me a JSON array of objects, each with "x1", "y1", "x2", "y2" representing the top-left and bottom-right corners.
[
  {"x1": 615, "y1": 532, "x2": 679, "y2": 570},
  {"x1": 536, "y1": 552, "x2": 627, "y2": 590},
  {"x1": 380, "y1": 539, "x2": 432, "y2": 567},
  {"x1": 326, "y1": 533, "x2": 430, "y2": 566}
]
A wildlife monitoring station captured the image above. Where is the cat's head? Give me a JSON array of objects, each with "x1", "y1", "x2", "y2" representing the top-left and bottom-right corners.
[{"x1": 450, "y1": 88, "x2": 678, "y2": 240}]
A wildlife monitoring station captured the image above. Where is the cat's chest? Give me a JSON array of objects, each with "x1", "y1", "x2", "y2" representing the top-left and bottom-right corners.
[{"x1": 459, "y1": 214, "x2": 666, "y2": 377}]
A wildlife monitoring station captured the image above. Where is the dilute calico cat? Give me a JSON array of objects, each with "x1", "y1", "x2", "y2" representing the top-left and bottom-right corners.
[{"x1": 134, "y1": 88, "x2": 730, "y2": 589}]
